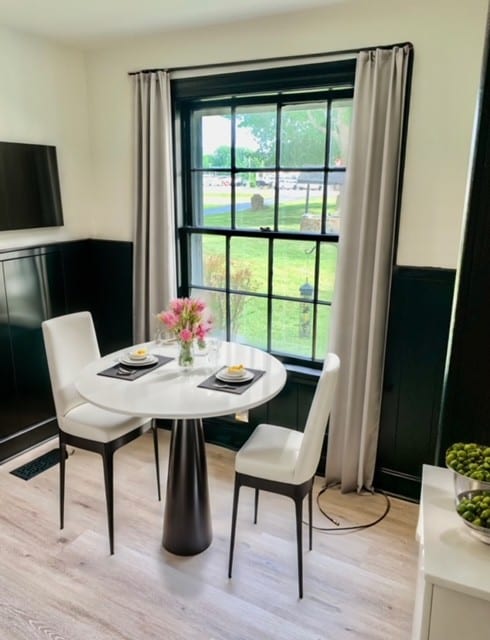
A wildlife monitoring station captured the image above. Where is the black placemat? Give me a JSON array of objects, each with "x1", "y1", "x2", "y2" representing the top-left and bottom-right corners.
[
  {"x1": 198, "y1": 367, "x2": 266, "y2": 394},
  {"x1": 97, "y1": 355, "x2": 174, "y2": 381}
]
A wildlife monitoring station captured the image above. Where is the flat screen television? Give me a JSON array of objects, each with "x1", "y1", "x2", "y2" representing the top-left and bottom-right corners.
[{"x1": 0, "y1": 141, "x2": 64, "y2": 231}]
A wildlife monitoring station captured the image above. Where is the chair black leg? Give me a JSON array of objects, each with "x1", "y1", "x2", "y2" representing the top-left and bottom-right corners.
[
  {"x1": 253, "y1": 488, "x2": 259, "y2": 524},
  {"x1": 152, "y1": 420, "x2": 161, "y2": 502},
  {"x1": 59, "y1": 438, "x2": 66, "y2": 530},
  {"x1": 308, "y1": 486, "x2": 313, "y2": 551},
  {"x1": 294, "y1": 496, "x2": 304, "y2": 599},
  {"x1": 102, "y1": 446, "x2": 115, "y2": 555},
  {"x1": 228, "y1": 475, "x2": 241, "y2": 578}
]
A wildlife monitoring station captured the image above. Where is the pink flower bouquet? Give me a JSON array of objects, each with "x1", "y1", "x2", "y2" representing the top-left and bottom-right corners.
[{"x1": 157, "y1": 297, "x2": 212, "y2": 349}]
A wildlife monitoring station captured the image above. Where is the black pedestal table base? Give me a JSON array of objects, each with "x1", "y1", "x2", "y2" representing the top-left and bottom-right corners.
[{"x1": 162, "y1": 418, "x2": 212, "y2": 555}]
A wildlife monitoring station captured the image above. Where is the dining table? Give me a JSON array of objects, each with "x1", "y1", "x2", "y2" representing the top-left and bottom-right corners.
[{"x1": 75, "y1": 339, "x2": 287, "y2": 556}]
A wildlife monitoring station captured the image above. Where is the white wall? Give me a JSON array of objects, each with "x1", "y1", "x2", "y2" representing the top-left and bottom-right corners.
[
  {"x1": 85, "y1": 0, "x2": 487, "y2": 268},
  {"x1": 0, "y1": 27, "x2": 93, "y2": 250}
]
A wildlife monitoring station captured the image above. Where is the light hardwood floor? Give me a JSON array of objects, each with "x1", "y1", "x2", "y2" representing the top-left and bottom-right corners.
[{"x1": 0, "y1": 429, "x2": 419, "y2": 640}]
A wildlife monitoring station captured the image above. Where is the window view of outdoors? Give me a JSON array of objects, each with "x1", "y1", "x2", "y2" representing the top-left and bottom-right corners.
[{"x1": 182, "y1": 92, "x2": 352, "y2": 362}]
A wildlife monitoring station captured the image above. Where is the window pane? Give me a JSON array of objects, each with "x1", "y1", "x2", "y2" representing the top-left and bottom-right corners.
[
  {"x1": 230, "y1": 294, "x2": 267, "y2": 347},
  {"x1": 182, "y1": 82, "x2": 353, "y2": 363},
  {"x1": 191, "y1": 287, "x2": 226, "y2": 338},
  {"x1": 235, "y1": 184, "x2": 275, "y2": 231},
  {"x1": 271, "y1": 299, "x2": 313, "y2": 358},
  {"x1": 296, "y1": 171, "x2": 324, "y2": 194},
  {"x1": 234, "y1": 172, "x2": 250, "y2": 188},
  {"x1": 230, "y1": 237, "x2": 268, "y2": 294},
  {"x1": 272, "y1": 239, "x2": 316, "y2": 299},
  {"x1": 326, "y1": 182, "x2": 342, "y2": 231},
  {"x1": 253, "y1": 170, "x2": 275, "y2": 190},
  {"x1": 193, "y1": 109, "x2": 231, "y2": 170},
  {"x1": 318, "y1": 243, "x2": 338, "y2": 302},
  {"x1": 235, "y1": 105, "x2": 276, "y2": 169},
  {"x1": 315, "y1": 303, "x2": 332, "y2": 360},
  {"x1": 190, "y1": 234, "x2": 226, "y2": 288},
  {"x1": 278, "y1": 186, "x2": 309, "y2": 232},
  {"x1": 329, "y1": 100, "x2": 352, "y2": 168},
  {"x1": 280, "y1": 102, "x2": 327, "y2": 167},
  {"x1": 201, "y1": 175, "x2": 231, "y2": 228}
]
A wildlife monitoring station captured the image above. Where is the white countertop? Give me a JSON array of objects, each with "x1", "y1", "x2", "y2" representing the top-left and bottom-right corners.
[
  {"x1": 421, "y1": 464, "x2": 490, "y2": 602},
  {"x1": 75, "y1": 340, "x2": 287, "y2": 420}
]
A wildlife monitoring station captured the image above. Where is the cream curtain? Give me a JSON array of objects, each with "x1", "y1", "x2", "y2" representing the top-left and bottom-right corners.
[
  {"x1": 132, "y1": 71, "x2": 177, "y2": 343},
  {"x1": 325, "y1": 46, "x2": 411, "y2": 492}
]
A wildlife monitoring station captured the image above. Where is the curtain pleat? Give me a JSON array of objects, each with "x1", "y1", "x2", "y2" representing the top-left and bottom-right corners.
[
  {"x1": 325, "y1": 46, "x2": 411, "y2": 493},
  {"x1": 132, "y1": 71, "x2": 177, "y2": 343}
]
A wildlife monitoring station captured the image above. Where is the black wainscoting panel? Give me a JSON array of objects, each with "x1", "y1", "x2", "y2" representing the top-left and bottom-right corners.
[
  {"x1": 202, "y1": 418, "x2": 255, "y2": 452},
  {"x1": 61, "y1": 240, "x2": 93, "y2": 313},
  {"x1": 87, "y1": 239, "x2": 133, "y2": 355},
  {"x1": 249, "y1": 366, "x2": 319, "y2": 431},
  {"x1": 0, "y1": 239, "x2": 135, "y2": 463},
  {"x1": 0, "y1": 264, "x2": 19, "y2": 440},
  {"x1": 3, "y1": 250, "x2": 66, "y2": 434},
  {"x1": 375, "y1": 266, "x2": 455, "y2": 500}
]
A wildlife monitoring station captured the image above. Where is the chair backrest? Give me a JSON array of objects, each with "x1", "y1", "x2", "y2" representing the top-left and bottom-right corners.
[
  {"x1": 294, "y1": 352, "x2": 340, "y2": 484},
  {"x1": 42, "y1": 311, "x2": 100, "y2": 419}
]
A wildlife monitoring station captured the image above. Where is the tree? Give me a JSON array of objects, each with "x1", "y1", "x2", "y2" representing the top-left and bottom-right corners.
[
  {"x1": 204, "y1": 145, "x2": 263, "y2": 169},
  {"x1": 236, "y1": 101, "x2": 352, "y2": 168},
  {"x1": 204, "y1": 254, "x2": 257, "y2": 338}
]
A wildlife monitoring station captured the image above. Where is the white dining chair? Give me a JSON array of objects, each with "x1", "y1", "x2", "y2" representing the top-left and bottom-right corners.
[
  {"x1": 42, "y1": 311, "x2": 161, "y2": 554},
  {"x1": 228, "y1": 352, "x2": 340, "y2": 598}
]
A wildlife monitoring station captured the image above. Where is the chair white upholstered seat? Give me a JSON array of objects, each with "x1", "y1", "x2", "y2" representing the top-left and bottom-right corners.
[
  {"x1": 228, "y1": 352, "x2": 340, "y2": 598},
  {"x1": 61, "y1": 403, "x2": 148, "y2": 443},
  {"x1": 42, "y1": 311, "x2": 161, "y2": 554}
]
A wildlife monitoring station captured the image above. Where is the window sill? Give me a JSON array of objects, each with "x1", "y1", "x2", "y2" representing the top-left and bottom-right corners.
[{"x1": 285, "y1": 363, "x2": 321, "y2": 383}]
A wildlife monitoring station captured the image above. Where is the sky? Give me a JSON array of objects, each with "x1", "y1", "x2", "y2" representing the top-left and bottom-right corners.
[{"x1": 202, "y1": 115, "x2": 258, "y2": 154}]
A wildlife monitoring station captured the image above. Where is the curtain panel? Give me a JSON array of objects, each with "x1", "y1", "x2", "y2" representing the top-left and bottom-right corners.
[
  {"x1": 325, "y1": 46, "x2": 412, "y2": 493},
  {"x1": 132, "y1": 71, "x2": 177, "y2": 343}
]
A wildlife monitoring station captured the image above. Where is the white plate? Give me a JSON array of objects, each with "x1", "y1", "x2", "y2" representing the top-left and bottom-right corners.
[
  {"x1": 216, "y1": 368, "x2": 254, "y2": 383},
  {"x1": 119, "y1": 354, "x2": 158, "y2": 367}
]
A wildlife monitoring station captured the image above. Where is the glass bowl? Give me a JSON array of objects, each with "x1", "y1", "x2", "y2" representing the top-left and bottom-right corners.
[
  {"x1": 456, "y1": 489, "x2": 490, "y2": 544},
  {"x1": 450, "y1": 467, "x2": 490, "y2": 503}
]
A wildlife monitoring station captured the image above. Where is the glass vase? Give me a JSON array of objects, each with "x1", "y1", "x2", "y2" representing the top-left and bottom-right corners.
[{"x1": 178, "y1": 340, "x2": 194, "y2": 370}]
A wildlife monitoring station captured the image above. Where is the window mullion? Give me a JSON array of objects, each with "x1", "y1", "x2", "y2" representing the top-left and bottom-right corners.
[
  {"x1": 231, "y1": 106, "x2": 236, "y2": 230},
  {"x1": 273, "y1": 103, "x2": 282, "y2": 232},
  {"x1": 267, "y1": 237, "x2": 274, "y2": 352},
  {"x1": 225, "y1": 236, "x2": 231, "y2": 341},
  {"x1": 321, "y1": 100, "x2": 331, "y2": 235},
  {"x1": 312, "y1": 239, "x2": 321, "y2": 359}
]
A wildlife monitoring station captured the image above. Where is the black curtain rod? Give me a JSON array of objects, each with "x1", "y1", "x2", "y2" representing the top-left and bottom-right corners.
[{"x1": 128, "y1": 41, "x2": 413, "y2": 76}]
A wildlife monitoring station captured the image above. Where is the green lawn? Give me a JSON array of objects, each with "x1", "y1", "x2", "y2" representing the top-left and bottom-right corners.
[{"x1": 194, "y1": 193, "x2": 338, "y2": 360}]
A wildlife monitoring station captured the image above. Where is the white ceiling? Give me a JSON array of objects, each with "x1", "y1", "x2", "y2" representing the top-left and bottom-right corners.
[{"x1": 0, "y1": 0, "x2": 342, "y2": 48}]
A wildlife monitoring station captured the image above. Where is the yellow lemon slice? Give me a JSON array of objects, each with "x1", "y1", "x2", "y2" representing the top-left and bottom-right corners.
[
  {"x1": 130, "y1": 347, "x2": 149, "y2": 360},
  {"x1": 227, "y1": 364, "x2": 245, "y2": 376}
]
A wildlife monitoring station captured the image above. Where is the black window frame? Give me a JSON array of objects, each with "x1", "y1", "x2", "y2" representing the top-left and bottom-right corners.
[{"x1": 172, "y1": 59, "x2": 356, "y2": 368}]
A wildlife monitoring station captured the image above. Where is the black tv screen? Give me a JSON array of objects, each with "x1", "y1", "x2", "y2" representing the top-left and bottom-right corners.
[{"x1": 0, "y1": 141, "x2": 64, "y2": 231}]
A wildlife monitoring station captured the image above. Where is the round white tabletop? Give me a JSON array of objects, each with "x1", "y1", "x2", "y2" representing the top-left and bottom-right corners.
[
  {"x1": 75, "y1": 340, "x2": 287, "y2": 556},
  {"x1": 76, "y1": 340, "x2": 287, "y2": 420}
]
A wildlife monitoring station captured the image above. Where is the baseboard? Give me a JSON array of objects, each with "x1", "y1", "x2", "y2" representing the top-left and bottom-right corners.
[
  {"x1": 0, "y1": 418, "x2": 58, "y2": 464},
  {"x1": 373, "y1": 466, "x2": 422, "y2": 502}
]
